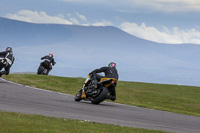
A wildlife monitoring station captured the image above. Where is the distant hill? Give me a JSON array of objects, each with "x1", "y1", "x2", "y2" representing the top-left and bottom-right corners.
[
  {"x1": 0, "y1": 17, "x2": 153, "y2": 47},
  {"x1": 0, "y1": 17, "x2": 200, "y2": 86}
]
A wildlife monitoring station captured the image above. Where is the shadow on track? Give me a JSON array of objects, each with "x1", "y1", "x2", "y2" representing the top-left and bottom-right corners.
[{"x1": 77, "y1": 100, "x2": 117, "y2": 107}]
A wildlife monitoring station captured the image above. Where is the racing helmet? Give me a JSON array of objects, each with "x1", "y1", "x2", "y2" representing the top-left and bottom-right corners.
[
  {"x1": 108, "y1": 62, "x2": 116, "y2": 68},
  {"x1": 6, "y1": 47, "x2": 13, "y2": 53},
  {"x1": 49, "y1": 53, "x2": 54, "y2": 57}
]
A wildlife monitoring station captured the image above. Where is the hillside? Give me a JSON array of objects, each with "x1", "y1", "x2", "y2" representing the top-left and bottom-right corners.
[
  {"x1": 0, "y1": 17, "x2": 200, "y2": 86},
  {"x1": 0, "y1": 17, "x2": 148, "y2": 47}
]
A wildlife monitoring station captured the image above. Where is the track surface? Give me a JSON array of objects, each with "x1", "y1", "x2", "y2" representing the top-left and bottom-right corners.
[{"x1": 0, "y1": 78, "x2": 200, "y2": 133}]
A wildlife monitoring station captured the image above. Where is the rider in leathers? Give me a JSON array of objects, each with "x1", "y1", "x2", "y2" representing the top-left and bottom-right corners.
[
  {"x1": 0, "y1": 47, "x2": 15, "y2": 77},
  {"x1": 89, "y1": 62, "x2": 119, "y2": 101},
  {"x1": 40, "y1": 53, "x2": 56, "y2": 75}
]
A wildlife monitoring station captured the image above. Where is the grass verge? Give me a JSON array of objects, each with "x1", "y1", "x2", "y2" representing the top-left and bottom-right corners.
[
  {"x1": 0, "y1": 111, "x2": 168, "y2": 133},
  {"x1": 3, "y1": 74, "x2": 199, "y2": 133}
]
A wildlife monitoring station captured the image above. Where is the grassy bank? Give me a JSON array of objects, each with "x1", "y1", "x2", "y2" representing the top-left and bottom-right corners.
[
  {"x1": 3, "y1": 74, "x2": 200, "y2": 116},
  {"x1": 0, "y1": 111, "x2": 168, "y2": 133}
]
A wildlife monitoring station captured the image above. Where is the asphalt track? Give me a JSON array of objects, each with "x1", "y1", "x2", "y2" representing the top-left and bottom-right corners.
[{"x1": 0, "y1": 78, "x2": 200, "y2": 133}]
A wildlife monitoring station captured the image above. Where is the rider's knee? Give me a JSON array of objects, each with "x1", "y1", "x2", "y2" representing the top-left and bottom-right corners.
[{"x1": 5, "y1": 70, "x2": 9, "y2": 75}]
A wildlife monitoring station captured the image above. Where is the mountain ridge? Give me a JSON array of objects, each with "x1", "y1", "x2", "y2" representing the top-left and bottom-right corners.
[{"x1": 0, "y1": 17, "x2": 200, "y2": 86}]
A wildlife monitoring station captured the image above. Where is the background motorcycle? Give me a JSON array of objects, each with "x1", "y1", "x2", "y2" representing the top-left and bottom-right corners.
[
  {"x1": 37, "y1": 63, "x2": 52, "y2": 75},
  {"x1": 74, "y1": 74, "x2": 117, "y2": 104}
]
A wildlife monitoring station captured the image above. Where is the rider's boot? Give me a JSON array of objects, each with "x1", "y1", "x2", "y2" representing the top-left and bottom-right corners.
[
  {"x1": 46, "y1": 67, "x2": 52, "y2": 75},
  {"x1": 106, "y1": 95, "x2": 116, "y2": 101},
  {"x1": 46, "y1": 69, "x2": 50, "y2": 75},
  {"x1": 0, "y1": 71, "x2": 7, "y2": 77}
]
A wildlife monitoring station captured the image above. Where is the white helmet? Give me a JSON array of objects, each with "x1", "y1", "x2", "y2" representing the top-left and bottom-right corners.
[{"x1": 49, "y1": 53, "x2": 54, "y2": 57}]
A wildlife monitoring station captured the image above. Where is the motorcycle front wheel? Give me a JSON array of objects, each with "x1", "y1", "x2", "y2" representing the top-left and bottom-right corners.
[
  {"x1": 0, "y1": 61, "x2": 6, "y2": 70},
  {"x1": 74, "y1": 90, "x2": 82, "y2": 102},
  {"x1": 37, "y1": 66, "x2": 45, "y2": 75}
]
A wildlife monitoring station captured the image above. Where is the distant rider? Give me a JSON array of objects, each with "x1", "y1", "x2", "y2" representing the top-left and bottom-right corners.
[
  {"x1": 0, "y1": 47, "x2": 15, "y2": 77},
  {"x1": 89, "y1": 62, "x2": 119, "y2": 101},
  {"x1": 39, "y1": 53, "x2": 56, "y2": 75}
]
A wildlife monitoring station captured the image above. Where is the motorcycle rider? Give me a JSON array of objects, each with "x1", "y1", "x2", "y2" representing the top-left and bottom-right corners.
[
  {"x1": 39, "y1": 53, "x2": 56, "y2": 75},
  {"x1": 89, "y1": 62, "x2": 119, "y2": 101},
  {"x1": 0, "y1": 47, "x2": 15, "y2": 77}
]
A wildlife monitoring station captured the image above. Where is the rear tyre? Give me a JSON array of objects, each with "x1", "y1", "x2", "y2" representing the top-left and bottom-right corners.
[{"x1": 91, "y1": 87, "x2": 108, "y2": 104}]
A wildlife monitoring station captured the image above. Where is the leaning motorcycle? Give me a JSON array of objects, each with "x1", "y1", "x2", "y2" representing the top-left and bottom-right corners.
[{"x1": 74, "y1": 74, "x2": 117, "y2": 104}]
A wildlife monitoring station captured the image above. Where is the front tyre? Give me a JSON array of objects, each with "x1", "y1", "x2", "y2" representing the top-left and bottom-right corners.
[
  {"x1": 0, "y1": 60, "x2": 6, "y2": 70},
  {"x1": 0, "y1": 62, "x2": 3, "y2": 70},
  {"x1": 91, "y1": 87, "x2": 108, "y2": 104},
  {"x1": 74, "y1": 90, "x2": 82, "y2": 102},
  {"x1": 37, "y1": 66, "x2": 45, "y2": 75}
]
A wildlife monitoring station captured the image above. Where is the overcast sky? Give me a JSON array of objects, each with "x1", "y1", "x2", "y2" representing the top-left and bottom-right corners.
[{"x1": 1, "y1": 0, "x2": 200, "y2": 44}]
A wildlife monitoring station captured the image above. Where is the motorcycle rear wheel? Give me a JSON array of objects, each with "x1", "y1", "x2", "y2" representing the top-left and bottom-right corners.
[{"x1": 91, "y1": 87, "x2": 108, "y2": 104}]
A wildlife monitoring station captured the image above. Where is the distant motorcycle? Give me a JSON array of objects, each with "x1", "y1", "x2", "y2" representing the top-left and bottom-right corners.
[{"x1": 74, "y1": 74, "x2": 117, "y2": 104}]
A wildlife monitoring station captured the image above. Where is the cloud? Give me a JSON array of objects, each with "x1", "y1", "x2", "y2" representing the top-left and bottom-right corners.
[
  {"x1": 5, "y1": 10, "x2": 114, "y2": 27},
  {"x1": 60, "y1": 0, "x2": 200, "y2": 12},
  {"x1": 138, "y1": 0, "x2": 200, "y2": 12},
  {"x1": 92, "y1": 19, "x2": 113, "y2": 26},
  {"x1": 127, "y1": 0, "x2": 200, "y2": 12},
  {"x1": 120, "y1": 22, "x2": 200, "y2": 44},
  {"x1": 69, "y1": 18, "x2": 79, "y2": 25},
  {"x1": 75, "y1": 12, "x2": 87, "y2": 21},
  {"x1": 5, "y1": 10, "x2": 73, "y2": 24},
  {"x1": 5, "y1": 10, "x2": 89, "y2": 26}
]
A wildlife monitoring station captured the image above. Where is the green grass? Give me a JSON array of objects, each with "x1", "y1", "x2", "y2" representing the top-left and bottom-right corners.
[
  {"x1": 4, "y1": 74, "x2": 199, "y2": 133},
  {"x1": 117, "y1": 81, "x2": 200, "y2": 116},
  {"x1": 0, "y1": 111, "x2": 168, "y2": 133},
  {"x1": 3, "y1": 74, "x2": 200, "y2": 116}
]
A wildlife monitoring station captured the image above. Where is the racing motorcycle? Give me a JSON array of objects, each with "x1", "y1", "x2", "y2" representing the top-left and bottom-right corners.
[{"x1": 74, "y1": 74, "x2": 117, "y2": 104}]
